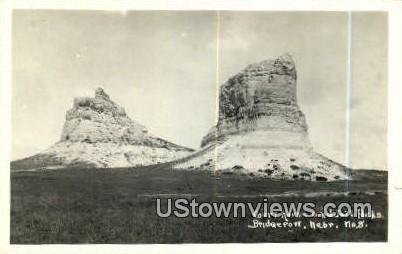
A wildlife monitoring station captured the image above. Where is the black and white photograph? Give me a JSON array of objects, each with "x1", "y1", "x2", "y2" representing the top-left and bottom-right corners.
[{"x1": 1, "y1": 1, "x2": 401, "y2": 253}]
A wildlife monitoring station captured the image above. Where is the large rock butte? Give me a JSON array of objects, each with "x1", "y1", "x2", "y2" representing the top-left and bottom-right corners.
[
  {"x1": 12, "y1": 88, "x2": 193, "y2": 169},
  {"x1": 175, "y1": 54, "x2": 350, "y2": 181}
]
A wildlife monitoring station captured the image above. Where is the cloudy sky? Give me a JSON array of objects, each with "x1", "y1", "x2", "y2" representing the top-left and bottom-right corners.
[{"x1": 12, "y1": 11, "x2": 387, "y2": 170}]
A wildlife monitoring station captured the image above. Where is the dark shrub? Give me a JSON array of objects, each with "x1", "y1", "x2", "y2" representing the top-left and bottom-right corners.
[
  {"x1": 290, "y1": 165, "x2": 299, "y2": 170},
  {"x1": 316, "y1": 176, "x2": 328, "y2": 182},
  {"x1": 83, "y1": 137, "x2": 92, "y2": 143},
  {"x1": 232, "y1": 165, "x2": 244, "y2": 170},
  {"x1": 264, "y1": 169, "x2": 274, "y2": 175}
]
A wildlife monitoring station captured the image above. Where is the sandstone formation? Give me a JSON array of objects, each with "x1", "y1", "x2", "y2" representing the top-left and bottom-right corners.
[
  {"x1": 175, "y1": 54, "x2": 350, "y2": 181},
  {"x1": 13, "y1": 88, "x2": 193, "y2": 169}
]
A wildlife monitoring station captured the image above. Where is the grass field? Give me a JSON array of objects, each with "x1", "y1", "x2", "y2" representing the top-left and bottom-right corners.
[{"x1": 10, "y1": 165, "x2": 387, "y2": 243}]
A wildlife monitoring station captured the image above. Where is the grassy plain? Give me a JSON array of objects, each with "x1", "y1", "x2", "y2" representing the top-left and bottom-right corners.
[{"x1": 10, "y1": 165, "x2": 387, "y2": 243}]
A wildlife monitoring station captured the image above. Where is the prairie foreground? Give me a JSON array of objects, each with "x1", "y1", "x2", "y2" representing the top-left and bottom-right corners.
[{"x1": 10, "y1": 166, "x2": 387, "y2": 243}]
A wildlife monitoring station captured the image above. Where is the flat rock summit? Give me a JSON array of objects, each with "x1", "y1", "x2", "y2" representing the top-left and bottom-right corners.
[
  {"x1": 175, "y1": 54, "x2": 350, "y2": 181},
  {"x1": 12, "y1": 88, "x2": 193, "y2": 170}
]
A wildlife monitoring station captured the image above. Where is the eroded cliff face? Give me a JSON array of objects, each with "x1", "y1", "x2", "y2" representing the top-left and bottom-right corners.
[
  {"x1": 60, "y1": 88, "x2": 182, "y2": 148},
  {"x1": 175, "y1": 54, "x2": 350, "y2": 181},
  {"x1": 201, "y1": 54, "x2": 309, "y2": 148},
  {"x1": 19, "y1": 88, "x2": 193, "y2": 169},
  {"x1": 61, "y1": 88, "x2": 148, "y2": 145}
]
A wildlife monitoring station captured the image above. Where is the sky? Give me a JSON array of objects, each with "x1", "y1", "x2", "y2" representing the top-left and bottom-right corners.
[{"x1": 12, "y1": 11, "x2": 387, "y2": 170}]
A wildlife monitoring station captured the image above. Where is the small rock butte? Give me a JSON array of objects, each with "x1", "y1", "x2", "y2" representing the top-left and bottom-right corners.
[{"x1": 13, "y1": 88, "x2": 193, "y2": 169}]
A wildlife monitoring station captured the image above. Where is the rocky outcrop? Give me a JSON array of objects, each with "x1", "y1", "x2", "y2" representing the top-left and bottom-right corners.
[
  {"x1": 60, "y1": 88, "x2": 183, "y2": 148},
  {"x1": 13, "y1": 88, "x2": 193, "y2": 170},
  {"x1": 175, "y1": 54, "x2": 350, "y2": 181},
  {"x1": 201, "y1": 54, "x2": 308, "y2": 148}
]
